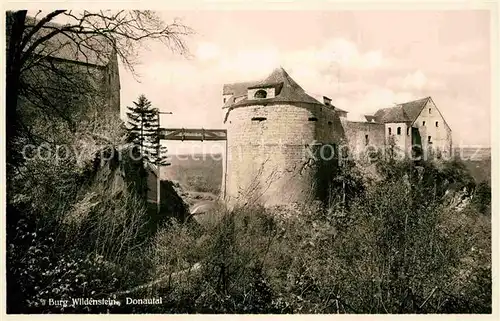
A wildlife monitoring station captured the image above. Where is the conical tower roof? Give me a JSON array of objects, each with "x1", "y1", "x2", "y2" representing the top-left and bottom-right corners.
[{"x1": 229, "y1": 67, "x2": 323, "y2": 107}]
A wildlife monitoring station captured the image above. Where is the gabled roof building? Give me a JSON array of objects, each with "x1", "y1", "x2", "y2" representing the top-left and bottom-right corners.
[
  {"x1": 221, "y1": 67, "x2": 452, "y2": 207},
  {"x1": 367, "y1": 96, "x2": 452, "y2": 159}
]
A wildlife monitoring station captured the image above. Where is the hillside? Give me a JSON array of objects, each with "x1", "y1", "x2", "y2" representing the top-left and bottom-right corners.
[
  {"x1": 161, "y1": 154, "x2": 223, "y2": 194},
  {"x1": 160, "y1": 152, "x2": 491, "y2": 196}
]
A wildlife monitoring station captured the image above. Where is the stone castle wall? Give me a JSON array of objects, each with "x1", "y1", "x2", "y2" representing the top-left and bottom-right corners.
[
  {"x1": 104, "y1": 51, "x2": 121, "y2": 113},
  {"x1": 221, "y1": 96, "x2": 452, "y2": 207},
  {"x1": 223, "y1": 102, "x2": 344, "y2": 207},
  {"x1": 342, "y1": 121, "x2": 386, "y2": 159},
  {"x1": 384, "y1": 122, "x2": 411, "y2": 157},
  {"x1": 413, "y1": 99, "x2": 453, "y2": 158}
]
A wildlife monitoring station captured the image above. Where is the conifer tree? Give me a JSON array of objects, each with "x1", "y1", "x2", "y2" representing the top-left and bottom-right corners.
[{"x1": 126, "y1": 94, "x2": 169, "y2": 166}]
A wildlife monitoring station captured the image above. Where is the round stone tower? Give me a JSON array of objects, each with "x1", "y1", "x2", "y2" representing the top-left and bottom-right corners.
[{"x1": 222, "y1": 67, "x2": 345, "y2": 208}]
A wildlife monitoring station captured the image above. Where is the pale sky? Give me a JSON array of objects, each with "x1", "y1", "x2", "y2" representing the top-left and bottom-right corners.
[{"x1": 118, "y1": 10, "x2": 491, "y2": 153}]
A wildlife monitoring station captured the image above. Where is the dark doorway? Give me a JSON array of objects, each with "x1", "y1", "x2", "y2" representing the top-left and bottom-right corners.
[
  {"x1": 314, "y1": 143, "x2": 339, "y2": 204},
  {"x1": 411, "y1": 127, "x2": 422, "y2": 159}
]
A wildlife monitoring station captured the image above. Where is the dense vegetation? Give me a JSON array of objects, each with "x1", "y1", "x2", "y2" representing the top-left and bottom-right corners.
[
  {"x1": 7, "y1": 137, "x2": 492, "y2": 313},
  {"x1": 5, "y1": 11, "x2": 491, "y2": 314}
]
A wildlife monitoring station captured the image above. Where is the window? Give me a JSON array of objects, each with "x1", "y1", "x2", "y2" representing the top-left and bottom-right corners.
[
  {"x1": 428, "y1": 136, "x2": 432, "y2": 143},
  {"x1": 328, "y1": 121, "x2": 333, "y2": 125},
  {"x1": 223, "y1": 97, "x2": 226, "y2": 103},
  {"x1": 397, "y1": 127, "x2": 401, "y2": 135},
  {"x1": 251, "y1": 117, "x2": 267, "y2": 122},
  {"x1": 388, "y1": 127, "x2": 392, "y2": 135},
  {"x1": 254, "y1": 90, "x2": 267, "y2": 99},
  {"x1": 407, "y1": 127, "x2": 410, "y2": 135},
  {"x1": 423, "y1": 121, "x2": 426, "y2": 126},
  {"x1": 365, "y1": 134, "x2": 369, "y2": 146},
  {"x1": 435, "y1": 121, "x2": 439, "y2": 127},
  {"x1": 308, "y1": 117, "x2": 318, "y2": 121},
  {"x1": 429, "y1": 108, "x2": 432, "y2": 114}
]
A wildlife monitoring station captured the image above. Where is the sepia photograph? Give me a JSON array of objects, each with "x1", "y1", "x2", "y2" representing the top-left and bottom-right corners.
[{"x1": 2, "y1": 2, "x2": 496, "y2": 315}]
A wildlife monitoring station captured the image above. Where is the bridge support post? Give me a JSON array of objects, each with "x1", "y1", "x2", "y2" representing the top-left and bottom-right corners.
[
  {"x1": 156, "y1": 167, "x2": 161, "y2": 214},
  {"x1": 221, "y1": 139, "x2": 228, "y2": 201}
]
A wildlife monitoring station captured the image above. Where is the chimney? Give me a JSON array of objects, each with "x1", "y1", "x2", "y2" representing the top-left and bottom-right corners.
[{"x1": 323, "y1": 96, "x2": 332, "y2": 106}]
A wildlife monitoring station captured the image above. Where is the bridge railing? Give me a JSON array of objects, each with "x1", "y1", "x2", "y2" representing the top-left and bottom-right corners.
[{"x1": 159, "y1": 128, "x2": 227, "y2": 141}]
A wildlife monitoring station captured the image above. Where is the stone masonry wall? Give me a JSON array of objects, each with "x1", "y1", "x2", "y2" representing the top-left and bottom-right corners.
[
  {"x1": 385, "y1": 122, "x2": 411, "y2": 158},
  {"x1": 413, "y1": 99, "x2": 452, "y2": 159},
  {"x1": 343, "y1": 121, "x2": 385, "y2": 160},
  {"x1": 223, "y1": 102, "x2": 344, "y2": 207},
  {"x1": 105, "y1": 51, "x2": 121, "y2": 113}
]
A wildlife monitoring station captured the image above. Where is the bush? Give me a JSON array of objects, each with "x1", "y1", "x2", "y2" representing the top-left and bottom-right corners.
[
  {"x1": 472, "y1": 181, "x2": 491, "y2": 215},
  {"x1": 8, "y1": 127, "x2": 490, "y2": 314},
  {"x1": 6, "y1": 108, "x2": 167, "y2": 312},
  {"x1": 143, "y1": 159, "x2": 491, "y2": 314}
]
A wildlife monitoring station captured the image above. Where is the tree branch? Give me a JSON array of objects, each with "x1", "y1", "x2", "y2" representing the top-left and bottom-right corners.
[{"x1": 21, "y1": 10, "x2": 66, "y2": 51}]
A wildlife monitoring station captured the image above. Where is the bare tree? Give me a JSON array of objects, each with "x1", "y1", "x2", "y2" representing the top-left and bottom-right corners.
[{"x1": 5, "y1": 10, "x2": 193, "y2": 173}]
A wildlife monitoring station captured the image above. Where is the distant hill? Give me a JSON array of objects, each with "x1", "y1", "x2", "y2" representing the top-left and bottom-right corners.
[
  {"x1": 161, "y1": 154, "x2": 223, "y2": 195},
  {"x1": 453, "y1": 147, "x2": 490, "y2": 161},
  {"x1": 159, "y1": 150, "x2": 491, "y2": 197}
]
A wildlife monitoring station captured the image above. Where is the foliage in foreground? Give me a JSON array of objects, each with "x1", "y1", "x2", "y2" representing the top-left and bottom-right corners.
[
  {"x1": 143, "y1": 162, "x2": 490, "y2": 313},
  {"x1": 7, "y1": 157, "x2": 491, "y2": 313}
]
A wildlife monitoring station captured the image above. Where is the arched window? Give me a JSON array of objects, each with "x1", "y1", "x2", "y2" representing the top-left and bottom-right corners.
[
  {"x1": 254, "y1": 90, "x2": 267, "y2": 99},
  {"x1": 435, "y1": 121, "x2": 439, "y2": 127},
  {"x1": 397, "y1": 127, "x2": 401, "y2": 135}
]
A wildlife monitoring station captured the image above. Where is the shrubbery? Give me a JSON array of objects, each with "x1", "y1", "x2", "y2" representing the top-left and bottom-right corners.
[
  {"x1": 6, "y1": 110, "x2": 158, "y2": 313},
  {"x1": 7, "y1": 136, "x2": 491, "y2": 314},
  {"x1": 138, "y1": 158, "x2": 491, "y2": 313}
]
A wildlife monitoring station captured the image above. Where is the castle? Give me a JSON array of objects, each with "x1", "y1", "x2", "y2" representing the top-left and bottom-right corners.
[
  {"x1": 15, "y1": 15, "x2": 121, "y2": 115},
  {"x1": 222, "y1": 67, "x2": 452, "y2": 207}
]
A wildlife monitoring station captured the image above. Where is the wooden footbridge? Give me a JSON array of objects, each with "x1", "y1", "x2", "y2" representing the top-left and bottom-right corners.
[
  {"x1": 154, "y1": 128, "x2": 228, "y2": 213},
  {"x1": 158, "y1": 128, "x2": 227, "y2": 141}
]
